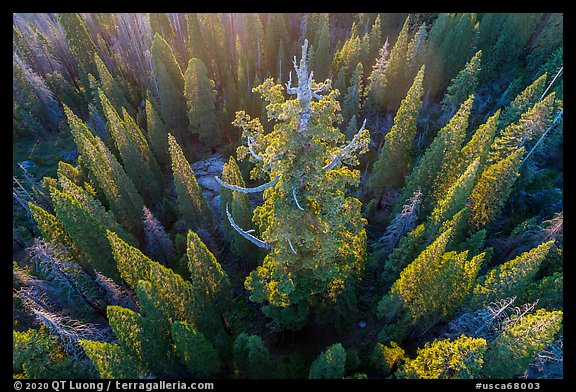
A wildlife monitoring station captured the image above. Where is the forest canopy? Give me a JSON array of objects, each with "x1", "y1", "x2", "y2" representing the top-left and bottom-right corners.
[{"x1": 13, "y1": 12, "x2": 563, "y2": 380}]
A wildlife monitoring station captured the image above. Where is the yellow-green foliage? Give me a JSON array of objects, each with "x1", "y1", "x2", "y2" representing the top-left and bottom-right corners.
[
  {"x1": 370, "y1": 341, "x2": 406, "y2": 376},
  {"x1": 467, "y1": 148, "x2": 524, "y2": 229},
  {"x1": 483, "y1": 309, "x2": 562, "y2": 378},
  {"x1": 168, "y1": 133, "x2": 212, "y2": 229},
  {"x1": 236, "y1": 41, "x2": 370, "y2": 331},
  {"x1": 233, "y1": 332, "x2": 274, "y2": 379},
  {"x1": 79, "y1": 340, "x2": 143, "y2": 378},
  {"x1": 398, "y1": 335, "x2": 487, "y2": 379},
  {"x1": 472, "y1": 240, "x2": 555, "y2": 307}
]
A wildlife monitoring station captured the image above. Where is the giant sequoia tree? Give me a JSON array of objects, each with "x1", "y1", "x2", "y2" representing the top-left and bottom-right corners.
[{"x1": 218, "y1": 40, "x2": 370, "y2": 331}]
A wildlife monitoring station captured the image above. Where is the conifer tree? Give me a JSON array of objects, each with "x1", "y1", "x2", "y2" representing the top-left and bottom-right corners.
[
  {"x1": 59, "y1": 13, "x2": 98, "y2": 76},
  {"x1": 184, "y1": 58, "x2": 221, "y2": 149},
  {"x1": 308, "y1": 343, "x2": 347, "y2": 379},
  {"x1": 229, "y1": 40, "x2": 370, "y2": 331},
  {"x1": 144, "y1": 97, "x2": 170, "y2": 171},
  {"x1": 186, "y1": 229, "x2": 230, "y2": 323},
  {"x1": 398, "y1": 335, "x2": 487, "y2": 379},
  {"x1": 342, "y1": 62, "x2": 363, "y2": 124},
  {"x1": 362, "y1": 38, "x2": 390, "y2": 118},
  {"x1": 168, "y1": 133, "x2": 212, "y2": 230},
  {"x1": 313, "y1": 14, "x2": 330, "y2": 81},
  {"x1": 171, "y1": 321, "x2": 220, "y2": 378},
  {"x1": 79, "y1": 341, "x2": 143, "y2": 378},
  {"x1": 367, "y1": 14, "x2": 382, "y2": 66},
  {"x1": 220, "y1": 156, "x2": 254, "y2": 261},
  {"x1": 381, "y1": 15, "x2": 411, "y2": 111},
  {"x1": 99, "y1": 89, "x2": 162, "y2": 205},
  {"x1": 472, "y1": 240, "x2": 555, "y2": 307},
  {"x1": 441, "y1": 50, "x2": 482, "y2": 116},
  {"x1": 482, "y1": 309, "x2": 562, "y2": 379},
  {"x1": 332, "y1": 32, "x2": 363, "y2": 94},
  {"x1": 142, "y1": 206, "x2": 173, "y2": 266},
  {"x1": 455, "y1": 109, "x2": 500, "y2": 175},
  {"x1": 467, "y1": 148, "x2": 524, "y2": 229},
  {"x1": 233, "y1": 333, "x2": 274, "y2": 379},
  {"x1": 499, "y1": 74, "x2": 548, "y2": 130},
  {"x1": 394, "y1": 96, "x2": 473, "y2": 215},
  {"x1": 50, "y1": 186, "x2": 119, "y2": 281},
  {"x1": 487, "y1": 93, "x2": 556, "y2": 166},
  {"x1": 185, "y1": 14, "x2": 208, "y2": 67},
  {"x1": 94, "y1": 53, "x2": 132, "y2": 116},
  {"x1": 64, "y1": 105, "x2": 144, "y2": 235},
  {"x1": 151, "y1": 33, "x2": 188, "y2": 144},
  {"x1": 367, "y1": 66, "x2": 425, "y2": 198},
  {"x1": 370, "y1": 341, "x2": 406, "y2": 377},
  {"x1": 381, "y1": 223, "x2": 426, "y2": 287}
]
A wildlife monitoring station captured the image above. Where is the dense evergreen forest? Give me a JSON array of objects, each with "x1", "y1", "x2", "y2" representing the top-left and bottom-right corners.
[{"x1": 13, "y1": 13, "x2": 563, "y2": 380}]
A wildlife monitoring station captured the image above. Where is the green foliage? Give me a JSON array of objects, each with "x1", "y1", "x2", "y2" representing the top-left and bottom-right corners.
[
  {"x1": 367, "y1": 66, "x2": 425, "y2": 196},
  {"x1": 172, "y1": 321, "x2": 220, "y2": 378},
  {"x1": 309, "y1": 343, "x2": 347, "y2": 379},
  {"x1": 94, "y1": 53, "x2": 132, "y2": 116},
  {"x1": 184, "y1": 58, "x2": 221, "y2": 149},
  {"x1": 79, "y1": 340, "x2": 143, "y2": 378},
  {"x1": 99, "y1": 89, "x2": 162, "y2": 205},
  {"x1": 381, "y1": 223, "x2": 426, "y2": 287},
  {"x1": 233, "y1": 333, "x2": 274, "y2": 378},
  {"x1": 488, "y1": 92, "x2": 556, "y2": 166},
  {"x1": 398, "y1": 335, "x2": 487, "y2": 379},
  {"x1": 59, "y1": 13, "x2": 98, "y2": 76},
  {"x1": 441, "y1": 50, "x2": 482, "y2": 115},
  {"x1": 482, "y1": 309, "x2": 562, "y2": 378},
  {"x1": 144, "y1": 97, "x2": 170, "y2": 171},
  {"x1": 467, "y1": 148, "x2": 524, "y2": 229},
  {"x1": 370, "y1": 341, "x2": 405, "y2": 376},
  {"x1": 64, "y1": 104, "x2": 144, "y2": 234},
  {"x1": 14, "y1": 327, "x2": 94, "y2": 379},
  {"x1": 237, "y1": 41, "x2": 369, "y2": 331},
  {"x1": 498, "y1": 73, "x2": 548, "y2": 130},
  {"x1": 342, "y1": 62, "x2": 363, "y2": 123},
  {"x1": 168, "y1": 133, "x2": 212, "y2": 230},
  {"x1": 151, "y1": 33, "x2": 188, "y2": 144},
  {"x1": 472, "y1": 240, "x2": 555, "y2": 307}
]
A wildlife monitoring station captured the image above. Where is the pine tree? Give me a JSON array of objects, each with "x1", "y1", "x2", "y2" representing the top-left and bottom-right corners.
[
  {"x1": 64, "y1": 105, "x2": 144, "y2": 235},
  {"x1": 425, "y1": 13, "x2": 479, "y2": 98},
  {"x1": 168, "y1": 133, "x2": 212, "y2": 230},
  {"x1": 313, "y1": 14, "x2": 330, "y2": 81},
  {"x1": 398, "y1": 335, "x2": 487, "y2": 379},
  {"x1": 342, "y1": 62, "x2": 363, "y2": 124},
  {"x1": 455, "y1": 109, "x2": 500, "y2": 175},
  {"x1": 171, "y1": 321, "x2": 220, "y2": 378},
  {"x1": 367, "y1": 66, "x2": 425, "y2": 198},
  {"x1": 28, "y1": 202, "x2": 76, "y2": 253},
  {"x1": 144, "y1": 97, "x2": 170, "y2": 171},
  {"x1": 472, "y1": 240, "x2": 555, "y2": 307},
  {"x1": 142, "y1": 206, "x2": 173, "y2": 266},
  {"x1": 50, "y1": 186, "x2": 119, "y2": 281},
  {"x1": 362, "y1": 38, "x2": 390, "y2": 117},
  {"x1": 381, "y1": 223, "x2": 426, "y2": 287},
  {"x1": 186, "y1": 230, "x2": 230, "y2": 325},
  {"x1": 332, "y1": 33, "x2": 363, "y2": 95},
  {"x1": 308, "y1": 343, "x2": 347, "y2": 379},
  {"x1": 441, "y1": 50, "x2": 482, "y2": 116},
  {"x1": 94, "y1": 53, "x2": 132, "y2": 116},
  {"x1": 467, "y1": 148, "x2": 524, "y2": 229},
  {"x1": 430, "y1": 158, "x2": 480, "y2": 228},
  {"x1": 498, "y1": 73, "x2": 548, "y2": 129},
  {"x1": 483, "y1": 309, "x2": 562, "y2": 378},
  {"x1": 233, "y1": 333, "x2": 274, "y2": 379},
  {"x1": 394, "y1": 95, "x2": 473, "y2": 215},
  {"x1": 370, "y1": 341, "x2": 406, "y2": 377},
  {"x1": 220, "y1": 156, "x2": 254, "y2": 261},
  {"x1": 488, "y1": 93, "x2": 556, "y2": 166},
  {"x1": 381, "y1": 15, "x2": 411, "y2": 111},
  {"x1": 57, "y1": 161, "x2": 82, "y2": 186},
  {"x1": 184, "y1": 58, "x2": 220, "y2": 149},
  {"x1": 185, "y1": 14, "x2": 208, "y2": 67},
  {"x1": 99, "y1": 89, "x2": 162, "y2": 205},
  {"x1": 232, "y1": 40, "x2": 370, "y2": 331},
  {"x1": 59, "y1": 13, "x2": 98, "y2": 76},
  {"x1": 151, "y1": 33, "x2": 188, "y2": 145},
  {"x1": 367, "y1": 14, "x2": 382, "y2": 67},
  {"x1": 79, "y1": 341, "x2": 143, "y2": 378}
]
